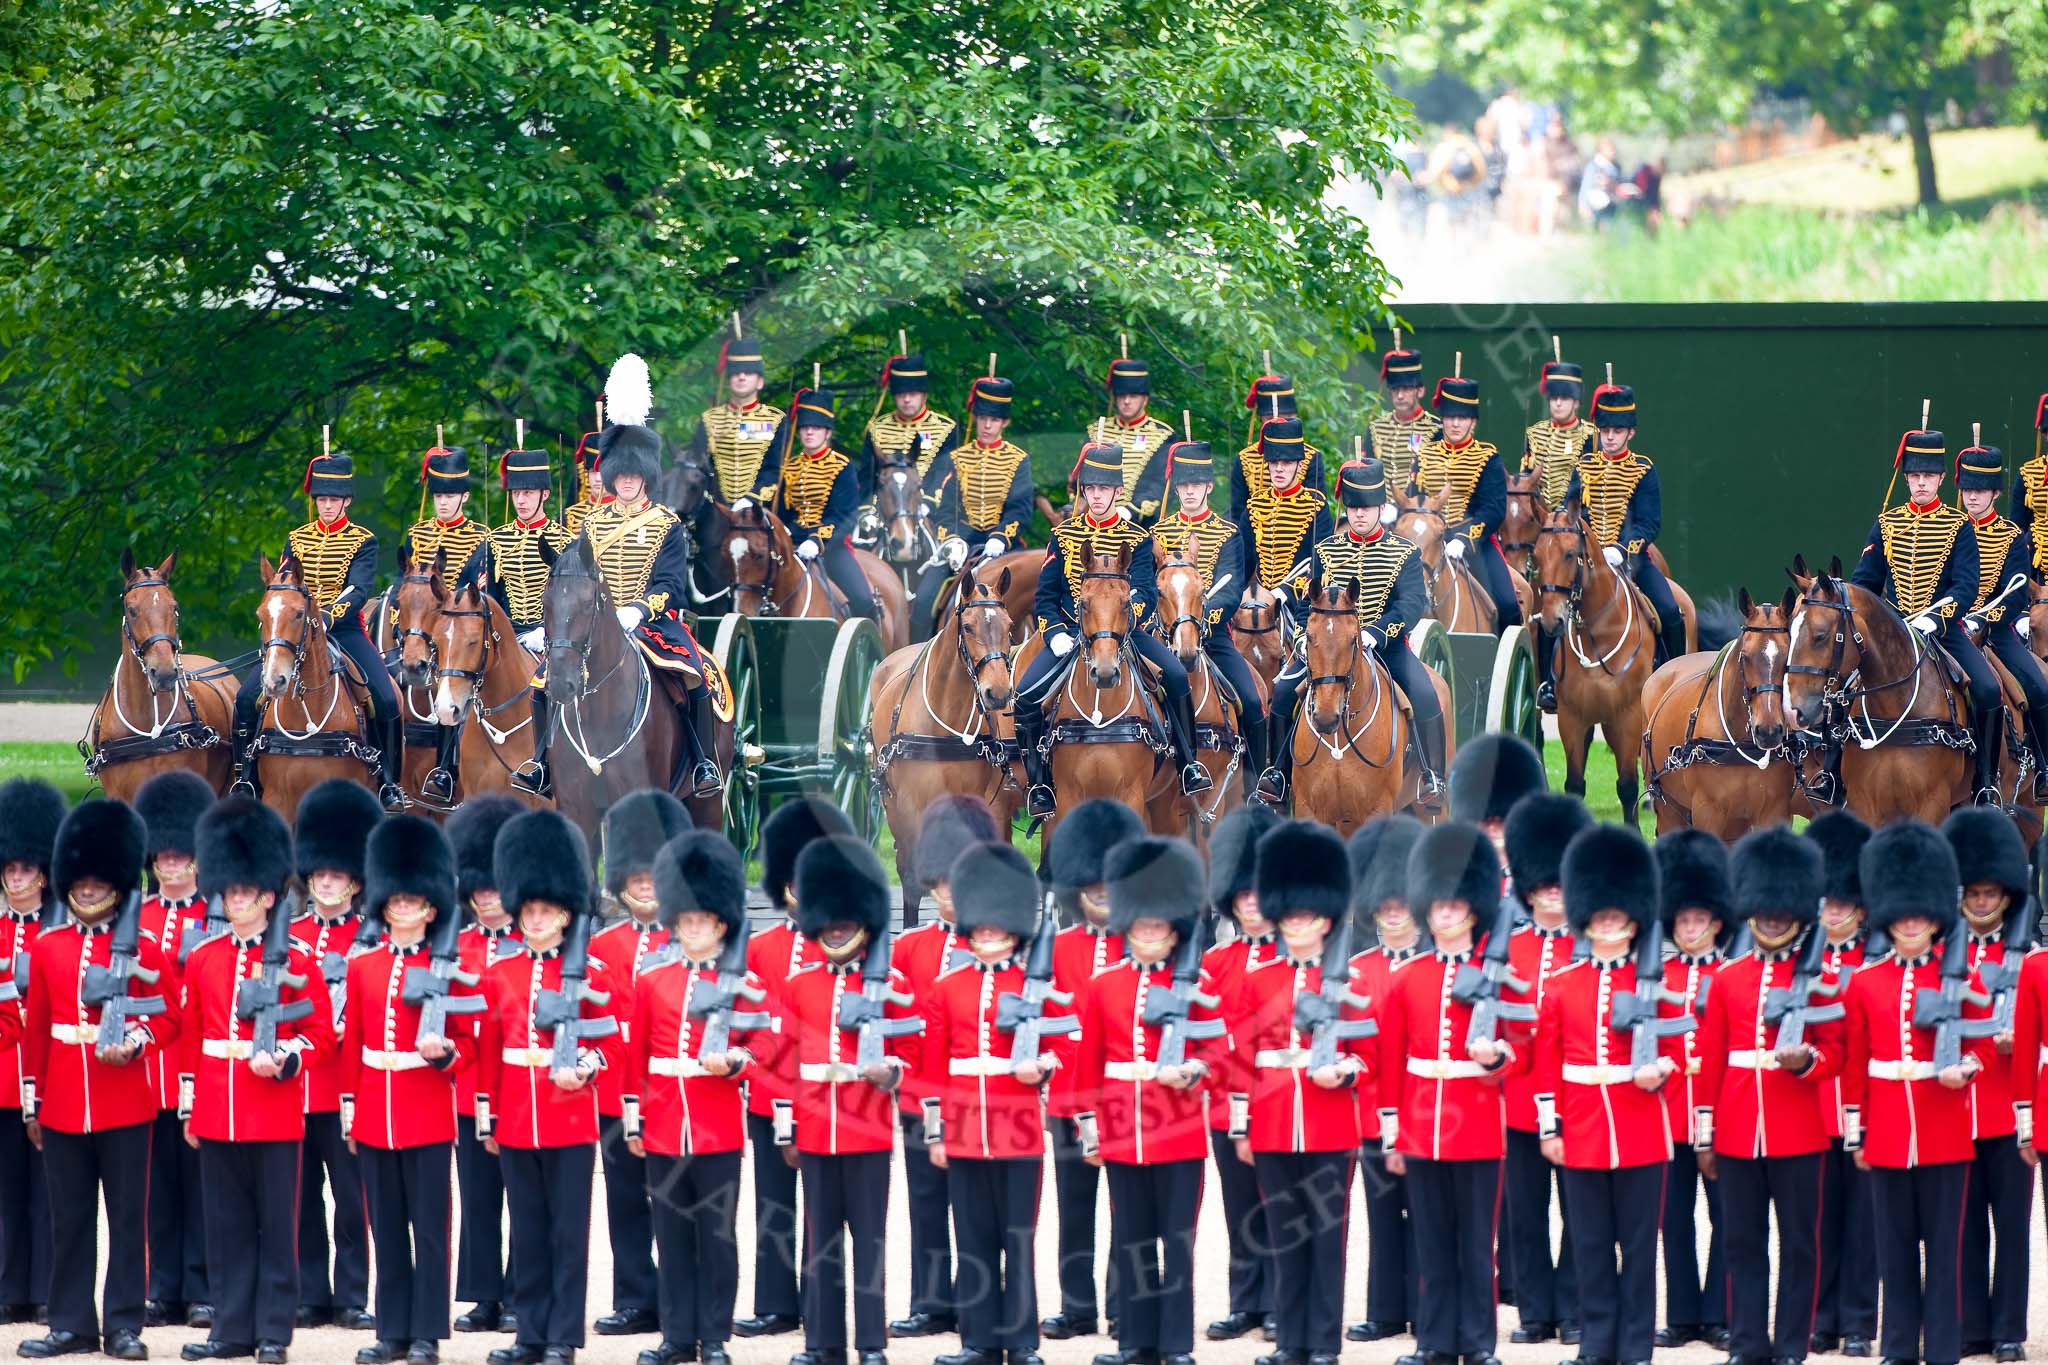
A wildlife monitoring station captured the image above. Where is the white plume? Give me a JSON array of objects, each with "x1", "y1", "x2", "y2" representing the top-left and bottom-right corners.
[{"x1": 605, "y1": 353, "x2": 654, "y2": 427}]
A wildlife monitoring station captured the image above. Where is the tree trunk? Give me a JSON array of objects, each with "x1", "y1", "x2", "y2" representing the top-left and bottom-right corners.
[{"x1": 1908, "y1": 91, "x2": 1940, "y2": 207}]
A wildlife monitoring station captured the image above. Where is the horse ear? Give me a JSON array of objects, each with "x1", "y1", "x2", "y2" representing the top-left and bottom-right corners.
[
  {"x1": 997, "y1": 565, "x2": 1012, "y2": 598},
  {"x1": 1790, "y1": 552, "x2": 1808, "y2": 578},
  {"x1": 431, "y1": 547, "x2": 449, "y2": 599},
  {"x1": 157, "y1": 551, "x2": 176, "y2": 580},
  {"x1": 1829, "y1": 554, "x2": 1843, "y2": 577},
  {"x1": 259, "y1": 554, "x2": 276, "y2": 583},
  {"x1": 120, "y1": 547, "x2": 137, "y2": 578},
  {"x1": 537, "y1": 536, "x2": 560, "y2": 569},
  {"x1": 1737, "y1": 586, "x2": 1754, "y2": 616},
  {"x1": 1779, "y1": 585, "x2": 1798, "y2": 617}
]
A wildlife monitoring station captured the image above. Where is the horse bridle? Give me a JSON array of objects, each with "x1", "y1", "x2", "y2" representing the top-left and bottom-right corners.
[
  {"x1": 546, "y1": 575, "x2": 629, "y2": 700},
  {"x1": 1535, "y1": 521, "x2": 1589, "y2": 614},
  {"x1": 730, "y1": 515, "x2": 799, "y2": 616},
  {"x1": 121, "y1": 575, "x2": 184, "y2": 676},
  {"x1": 394, "y1": 571, "x2": 443, "y2": 678},
  {"x1": 954, "y1": 592, "x2": 1012, "y2": 701},
  {"x1": 1155, "y1": 560, "x2": 1210, "y2": 646},
  {"x1": 1077, "y1": 569, "x2": 1134, "y2": 652},
  {"x1": 433, "y1": 601, "x2": 496, "y2": 692},
  {"x1": 258, "y1": 579, "x2": 318, "y2": 696},
  {"x1": 1786, "y1": 582, "x2": 1905, "y2": 709}
]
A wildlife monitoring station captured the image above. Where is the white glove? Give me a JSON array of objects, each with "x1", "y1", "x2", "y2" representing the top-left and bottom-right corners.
[
  {"x1": 2020, "y1": 616, "x2": 2033, "y2": 641},
  {"x1": 1271, "y1": 585, "x2": 1289, "y2": 605},
  {"x1": 517, "y1": 627, "x2": 545, "y2": 652},
  {"x1": 1910, "y1": 614, "x2": 1939, "y2": 635},
  {"x1": 1115, "y1": 506, "x2": 1133, "y2": 522},
  {"x1": 917, "y1": 503, "x2": 931, "y2": 519},
  {"x1": 797, "y1": 539, "x2": 821, "y2": 562},
  {"x1": 1445, "y1": 538, "x2": 1467, "y2": 561},
  {"x1": 615, "y1": 606, "x2": 645, "y2": 632},
  {"x1": 1363, "y1": 628, "x2": 1383, "y2": 651},
  {"x1": 1049, "y1": 632, "x2": 1076, "y2": 658},
  {"x1": 941, "y1": 538, "x2": 969, "y2": 572},
  {"x1": 732, "y1": 497, "x2": 754, "y2": 513},
  {"x1": 1602, "y1": 545, "x2": 1625, "y2": 568},
  {"x1": 982, "y1": 537, "x2": 1007, "y2": 558},
  {"x1": 1378, "y1": 504, "x2": 1398, "y2": 526}
]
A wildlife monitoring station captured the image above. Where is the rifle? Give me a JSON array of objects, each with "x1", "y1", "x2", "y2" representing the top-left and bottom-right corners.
[
  {"x1": 80, "y1": 890, "x2": 168, "y2": 1050},
  {"x1": 1973, "y1": 851, "x2": 2039, "y2": 1040},
  {"x1": 1605, "y1": 919, "x2": 1696, "y2": 1070},
  {"x1": 1451, "y1": 901, "x2": 1538, "y2": 1049},
  {"x1": 533, "y1": 910, "x2": 619, "y2": 1073},
  {"x1": 836, "y1": 925, "x2": 924, "y2": 1073},
  {"x1": 236, "y1": 898, "x2": 315, "y2": 1058},
  {"x1": 1760, "y1": 922, "x2": 1850, "y2": 1053},
  {"x1": 178, "y1": 896, "x2": 228, "y2": 965},
  {"x1": 1913, "y1": 914, "x2": 1999, "y2": 1073},
  {"x1": 0, "y1": 951, "x2": 22, "y2": 1006},
  {"x1": 1142, "y1": 914, "x2": 1227, "y2": 1070},
  {"x1": 687, "y1": 918, "x2": 772, "y2": 1057},
  {"x1": 401, "y1": 896, "x2": 487, "y2": 1045},
  {"x1": 1293, "y1": 916, "x2": 1379, "y2": 1071},
  {"x1": 996, "y1": 910, "x2": 1081, "y2": 1063},
  {"x1": 318, "y1": 914, "x2": 379, "y2": 1029}
]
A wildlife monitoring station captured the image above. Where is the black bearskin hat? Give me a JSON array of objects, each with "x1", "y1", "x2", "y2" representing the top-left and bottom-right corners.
[
  {"x1": 1804, "y1": 811, "x2": 1872, "y2": 905},
  {"x1": 363, "y1": 815, "x2": 459, "y2": 927},
  {"x1": 762, "y1": 799, "x2": 855, "y2": 911},
  {"x1": 197, "y1": 798, "x2": 293, "y2": 899},
  {"x1": 603, "y1": 789, "x2": 693, "y2": 897},
  {"x1": 494, "y1": 809, "x2": 594, "y2": 921},
  {"x1": 0, "y1": 777, "x2": 67, "y2": 875},
  {"x1": 653, "y1": 830, "x2": 747, "y2": 934},
  {"x1": 1349, "y1": 813, "x2": 1426, "y2": 930},
  {"x1": 1942, "y1": 807, "x2": 2030, "y2": 901},
  {"x1": 1656, "y1": 830, "x2": 1732, "y2": 931},
  {"x1": 1448, "y1": 734, "x2": 1548, "y2": 824},
  {"x1": 1049, "y1": 800, "x2": 1145, "y2": 912},
  {"x1": 1562, "y1": 825, "x2": 1659, "y2": 935},
  {"x1": 1255, "y1": 820, "x2": 1351, "y2": 922},
  {"x1": 294, "y1": 779, "x2": 383, "y2": 883},
  {"x1": 1107, "y1": 835, "x2": 1204, "y2": 938},
  {"x1": 1504, "y1": 793, "x2": 1591, "y2": 894},
  {"x1": 1730, "y1": 826, "x2": 1821, "y2": 927},
  {"x1": 794, "y1": 835, "x2": 891, "y2": 940},
  {"x1": 447, "y1": 795, "x2": 523, "y2": 902},
  {"x1": 913, "y1": 795, "x2": 1000, "y2": 891},
  {"x1": 1209, "y1": 803, "x2": 1279, "y2": 917},
  {"x1": 950, "y1": 842, "x2": 1042, "y2": 939},
  {"x1": 135, "y1": 770, "x2": 213, "y2": 864},
  {"x1": 53, "y1": 800, "x2": 145, "y2": 906},
  {"x1": 1406, "y1": 822, "x2": 1502, "y2": 922},
  {"x1": 1861, "y1": 820, "x2": 1961, "y2": 936}
]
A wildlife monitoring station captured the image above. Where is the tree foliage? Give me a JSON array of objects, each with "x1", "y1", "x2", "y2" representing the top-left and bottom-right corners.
[{"x1": 0, "y1": 0, "x2": 1412, "y2": 678}]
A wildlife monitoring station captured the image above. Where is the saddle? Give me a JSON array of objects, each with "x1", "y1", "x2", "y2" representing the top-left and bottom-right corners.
[{"x1": 634, "y1": 638, "x2": 737, "y2": 723}]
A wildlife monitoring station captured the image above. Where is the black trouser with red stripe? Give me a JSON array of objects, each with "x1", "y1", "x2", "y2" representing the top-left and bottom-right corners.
[
  {"x1": 900, "y1": 1113, "x2": 954, "y2": 1320},
  {"x1": 1048, "y1": 1113, "x2": 1119, "y2": 1324},
  {"x1": 1254, "y1": 1150, "x2": 1354, "y2": 1357},
  {"x1": 1719, "y1": 1151, "x2": 1823, "y2": 1363},
  {"x1": 647, "y1": 1150, "x2": 743, "y2": 1349},
  {"x1": 1814, "y1": 1137, "x2": 1878, "y2": 1341},
  {"x1": 359, "y1": 1141, "x2": 453, "y2": 1343},
  {"x1": 1962, "y1": 1132, "x2": 2033, "y2": 1347},
  {"x1": 1503, "y1": 1126, "x2": 1577, "y2": 1328},
  {"x1": 947, "y1": 1156, "x2": 1041, "y2": 1354},
  {"x1": 1662, "y1": 1148, "x2": 1725, "y2": 1335},
  {"x1": 42, "y1": 1122, "x2": 150, "y2": 1339},
  {"x1": 1560, "y1": 1162, "x2": 1663, "y2": 1364},
  {"x1": 298, "y1": 1111, "x2": 369, "y2": 1314},
  {"x1": 1211, "y1": 1129, "x2": 1270, "y2": 1319},
  {"x1": 1402, "y1": 1155, "x2": 1501, "y2": 1359},
  {"x1": 1107, "y1": 1158, "x2": 1202, "y2": 1356},
  {"x1": 147, "y1": 1110, "x2": 209, "y2": 1309},
  {"x1": 454, "y1": 1114, "x2": 510, "y2": 1307},
  {"x1": 0, "y1": 1109, "x2": 50, "y2": 1310},
  {"x1": 1872, "y1": 1160, "x2": 1968, "y2": 1365},
  {"x1": 501, "y1": 1143, "x2": 595, "y2": 1349},
  {"x1": 799, "y1": 1150, "x2": 890, "y2": 1353},
  {"x1": 599, "y1": 1115, "x2": 658, "y2": 1315},
  {"x1": 745, "y1": 1111, "x2": 802, "y2": 1320},
  {"x1": 201, "y1": 1138, "x2": 300, "y2": 1348},
  {"x1": 1359, "y1": 1142, "x2": 1416, "y2": 1327}
]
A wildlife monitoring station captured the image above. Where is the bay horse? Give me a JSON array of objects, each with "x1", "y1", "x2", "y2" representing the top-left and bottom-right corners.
[
  {"x1": 1391, "y1": 485, "x2": 1532, "y2": 631},
  {"x1": 2028, "y1": 574, "x2": 2048, "y2": 663},
  {"x1": 1640, "y1": 586, "x2": 1798, "y2": 839},
  {"x1": 724, "y1": 502, "x2": 909, "y2": 650},
  {"x1": 250, "y1": 554, "x2": 380, "y2": 820},
  {"x1": 656, "y1": 444, "x2": 739, "y2": 615},
  {"x1": 869, "y1": 456, "x2": 937, "y2": 579},
  {"x1": 1287, "y1": 580, "x2": 1451, "y2": 837},
  {"x1": 1154, "y1": 553, "x2": 1255, "y2": 837},
  {"x1": 417, "y1": 566, "x2": 547, "y2": 810},
  {"x1": 869, "y1": 558, "x2": 1023, "y2": 920},
  {"x1": 85, "y1": 550, "x2": 239, "y2": 800},
  {"x1": 1231, "y1": 582, "x2": 1292, "y2": 695},
  {"x1": 389, "y1": 549, "x2": 461, "y2": 808},
  {"x1": 1500, "y1": 471, "x2": 1547, "y2": 581}
]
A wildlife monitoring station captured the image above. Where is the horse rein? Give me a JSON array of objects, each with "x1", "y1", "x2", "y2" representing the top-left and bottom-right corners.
[
  {"x1": 1537, "y1": 521, "x2": 1639, "y2": 673},
  {"x1": 112, "y1": 574, "x2": 198, "y2": 739}
]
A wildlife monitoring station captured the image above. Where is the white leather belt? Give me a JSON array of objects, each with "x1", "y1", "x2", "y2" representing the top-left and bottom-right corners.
[
  {"x1": 1868, "y1": 1059, "x2": 1936, "y2": 1081},
  {"x1": 501, "y1": 1046, "x2": 552, "y2": 1068},
  {"x1": 2038, "y1": 1045, "x2": 2048, "y2": 1070},
  {"x1": 1105, "y1": 1061, "x2": 1160, "y2": 1082},
  {"x1": 1562, "y1": 1063, "x2": 1633, "y2": 1086},
  {"x1": 360, "y1": 1048, "x2": 428, "y2": 1072},
  {"x1": 649, "y1": 1057, "x2": 709, "y2": 1079},
  {"x1": 203, "y1": 1039, "x2": 254, "y2": 1061},
  {"x1": 1256, "y1": 1048, "x2": 1311, "y2": 1069},
  {"x1": 48, "y1": 1024, "x2": 92, "y2": 1045},
  {"x1": 1727, "y1": 1049, "x2": 1783, "y2": 1070},
  {"x1": 1407, "y1": 1056, "x2": 1486, "y2": 1080},
  {"x1": 800, "y1": 1062, "x2": 861, "y2": 1083},
  {"x1": 948, "y1": 1057, "x2": 1016, "y2": 1077},
  {"x1": 1685, "y1": 1058, "x2": 1701, "y2": 1075}
]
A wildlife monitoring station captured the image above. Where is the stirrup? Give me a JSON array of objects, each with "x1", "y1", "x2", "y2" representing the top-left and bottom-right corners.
[
  {"x1": 1418, "y1": 769, "x2": 1446, "y2": 800},
  {"x1": 1179, "y1": 761, "x2": 1213, "y2": 796},
  {"x1": 228, "y1": 775, "x2": 257, "y2": 799},
  {"x1": 378, "y1": 782, "x2": 413, "y2": 813},
  {"x1": 1026, "y1": 783, "x2": 1057, "y2": 818},
  {"x1": 1537, "y1": 682, "x2": 1558, "y2": 714},
  {"x1": 509, "y1": 761, "x2": 551, "y2": 799},
  {"x1": 420, "y1": 768, "x2": 457, "y2": 807},
  {"x1": 1974, "y1": 785, "x2": 2004, "y2": 808},
  {"x1": 1806, "y1": 767, "x2": 1842, "y2": 807},
  {"x1": 689, "y1": 760, "x2": 723, "y2": 799},
  {"x1": 1253, "y1": 769, "x2": 1288, "y2": 806}
]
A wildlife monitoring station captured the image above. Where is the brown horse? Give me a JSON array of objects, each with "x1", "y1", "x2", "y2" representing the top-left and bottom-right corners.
[
  {"x1": 724, "y1": 502, "x2": 909, "y2": 650},
  {"x1": 1154, "y1": 553, "x2": 1256, "y2": 839},
  {"x1": 85, "y1": 551, "x2": 240, "y2": 800},
  {"x1": 2029, "y1": 574, "x2": 2048, "y2": 663},
  {"x1": 1391, "y1": 486, "x2": 1534, "y2": 631},
  {"x1": 250, "y1": 555, "x2": 380, "y2": 821},
  {"x1": 869, "y1": 558, "x2": 1023, "y2": 919},
  {"x1": 867, "y1": 457, "x2": 937, "y2": 575},
  {"x1": 1231, "y1": 582, "x2": 1291, "y2": 695},
  {"x1": 1640, "y1": 586, "x2": 1798, "y2": 839},
  {"x1": 418, "y1": 571, "x2": 546, "y2": 810},
  {"x1": 389, "y1": 550, "x2": 459, "y2": 807},
  {"x1": 1286, "y1": 580, "x2": 1451, "y2": 837},
  {"x1": 1500, "y1": 471, "x2": 1547, "y2": 581}
]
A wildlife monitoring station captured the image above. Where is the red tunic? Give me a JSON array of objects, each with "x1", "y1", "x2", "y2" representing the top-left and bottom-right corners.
[
  {"x1": 1532, "y1": 959, "x2": 1673, "y2": 1170},
  {"x1": 588, "y1": 918, "x2": 669, "y2": 1118},
  {"x1": 340, "y1": 941, "x2": 479, "y2": 1150},
  {"x1": 765, "y1": 959, "x2": 917, "y2": 1156},
  {"x1": 1073, "y1": 956, "x2": 1225, "y2": 1164},
  {"x1": 23, "y1": 921, "x2": 179, "y2": 1134},
  {"x1": 1203, "y1": 934, "x2": 1278, "y2": 1133},
  {"x1": 140, "y1": 894, "x2": 203, "y2": 1110},
  {"x1": 1502, "y1": 924, "x2": 1576, "y2": 1132},
  {"x1": 1048, "y1": 924, "x2": 1124, "y2": 1120},
  {"x1": 1841, "y1": 955, "x2": 1979, "y2": 1168},
  {"x1": 1376, "y1": 947, "x2": 1527, "y2": 1162},
  {"x1": 455, "y1": 924, "x2": 524, "y2": 1122},
  {"x1": 2010, "y1": 948, "x2": 2048, "y2": 1110},
  {"x1": 1815, "y1": 935, "x2": 1874, "y2": 1139},
  {"x1": 745, "y1": 919, "x2": 822, "y2": 1120},
  {"x1": 1658, "y1": 952, "x2": 1723, "y2": 1147},
  {"x1": 918, "y1": 959, "x2": 1065, "y2": 1160},
  {"x1": 291, "y1": 910, "x2": 364, "y2": 1115},
  {"x1": 1694, "y1": 949, "x2": 1846, "y2": 1159},
  {"x1": 181, "y1": 932, "x2": 337, "y2": 1143},
  {"x1": 623, "y1": 955, "x2": 765, "y2": 1157},
  {"x1": 474, "y1": 949, "x2": 625, "y2": 1149},
  {"x1": 1228, "y1": 953, "x2": 1373, "y2": 1154},
  {"x1": 0, "y1": 908, "x2": 47, "y2": 1110},
  {"x1": 1961, "y1": 931, "x2": 2017, "y2": 1140},
  {"x1": 892, "y1": 919, "x2": 968, "y2": 1119},
  {"x1": 1349, "y1": 946, "x2": 1426, "y2": 1139}
]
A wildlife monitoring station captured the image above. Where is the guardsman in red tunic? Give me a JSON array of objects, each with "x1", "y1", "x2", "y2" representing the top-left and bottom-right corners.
[
  {"x1": 589, "y1": 790, "x2": 689, "y2": 1340},
  {"x1": 767, "y1": 835, "x2": 917, "y2": 1365},
  {"x1": 1041, "y1": 799, "x2": 1141, "y2": 1343},
  {"x1": 290, "y1": 779, "x2": 381, "y2": 1332},
  {"x1": 19, "y1": 800, "x2": 176, "y2": 1362},
  {"x1": 1343, "y1": 814, "x2": 1427, "y2": 1344},
  {"x1": 1382, "y1": 823, "x2": 1525, "y2": 1365},
  {"x1": 1649, "y1": 831, "x2": 1732, "y2": 1352},
  {"x1": 735, "y1": 800, "x2": 848, "y2": 1340},
  {"x1": 890, "y1": 795, "x2": 1002, "y2": 1340},
  {"x1": 1694, "y1": 828, "x2": 1845, "y2": 1365},
  {"x1": 475, "y1": 811, "x2": 624, "y2": 1365},
  {"x1": 1534, "y1": 827, "x2": 1672, "y2": 1365},
  {"x1": 181, "y1": 799, "x2": 339, "y2": 1365},
  {"x1": 922, "y1": 843, "x2": 1065, "y2": 1365},
  {"x1": 345, "y1": 817, "x2": 479, "y2": 1365},
  {"x1": 1500, "y1": 793, "x2": 1588, "y2": 1348},
  {"x1": 1940, "y1": 810, "x2": 2033, "y2": 1361},
  {"x1": 1805, "y1": 811, "x2": 1878, "y2": 1359},
  {"x1": 134, "y1": 771, "x2": 218, "y2": 1331},
  {"x1": 1230, "y1": 822, "x2": 1373, "y2": 1365},
  {"x1": 445, "y1": 796, "x2": 526, "y2": 1335},
  {"x1": 0, "y1": 776, "x2": 63, "y2": 1325},
  {"x1": 1074, "y1": 836, "x2": 1226, "y2": 1365},
  {"x1": 624, "y1": 832, "x2": 767, "y2": 1365},
  {"x1": 1199, "y1": 803, "x2": 1280, "y2": 1343},
  {"x1": 1843, "y1": 822, "x2": 1982, "y2": 1365}
]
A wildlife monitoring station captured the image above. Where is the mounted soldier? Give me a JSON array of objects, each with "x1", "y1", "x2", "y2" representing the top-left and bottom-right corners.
[
  {"x1": 756, "y1": 387, "x2": 881, "y2": 624},
  {"x1": 912, "y1": 375, "x2": 1034, "y2": 637},
  {"x1": 1521, "y1": 350, "x2": 1594, "y2": 511},
  {"x1": 1953, "y1": 435, "x2": 2048, "y2": 800},
  {"x1": 1237, "y1": 417, "x2": 1334, "y2": 626},
  {"x1": 685, "y1": 334, "x2": 785, "y2": 506},
  {"x1": 1365, "y1": 344, "x2": 1438, "y2": 492},
  {"x1": 1087, "y1": 357, "x2": 1174, "y2": 526},
  {"x1": 859, "y1": 352, "x2": 959, "y2": 496},
  {"x1": 1230, "y1": 375, "x2": 1326, "y2": 522},
  {"x1": 2001, "y1": 393, "x2": 2048, "y2": 574},
  {"x1": 401, "y1": 446, "x2": 488, "y2": 594},
  {"x1": 1413, "y1": 376, "x2": 1521, "y2": 631}
]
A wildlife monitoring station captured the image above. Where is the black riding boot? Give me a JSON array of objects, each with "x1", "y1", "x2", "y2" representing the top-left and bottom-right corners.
[
  {"x1": 1255, "y1": 696, "x2": 1296, "y2": 806},
  {"x1": 1413, "y1": 710, "x2": 1448, "y2": 801},
  {"x1": 2027, "y1": 709, "x2": 2048, "y2": 804},
  {"x1": 1974, "y1": 707, "x2": 2006, "y2": 807},
  {"x1": 1534, "y1": 624, "x2": 1558, "y2": 713},
  {"x1": 510, "y1": 693, "x2": 553, "y2": 798},
  {"x1": 1810, "y1": 736, "x2": 1844, "y2": 808},
  {"x1": 1017, "y1": 702, "x2": 1055, "y2": 819},
  {"x1": 1239, "y1": 710, "x2": 1268, "y2": 801},
  {"x1": 372, "y1": 715, "x2": 411, "y2": 811},
  {"x1": 678, "y1": 688, "x2": 722, "y2": 799},
  {"x1": 421, "y1": 723, "x2": 461, "y2": 808},
  {"x1": 227, "y1": 698, "x2": 262, "y2": 798},
  {"x1": 1168, "y1": 693, "x2": 1213, "y2": 796},
  {"x1": 1658, "y1": 615, "x2": 1688, "y2": 667}
]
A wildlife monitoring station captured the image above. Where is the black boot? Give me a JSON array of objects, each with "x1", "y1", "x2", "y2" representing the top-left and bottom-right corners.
[
  {"x1": 510, "y1": 693, "x2": 553, "y2": 798},
  {"x1": 679, "y1": 689, "x2": 722, "y2": 799},
  {"x1": 375, "y1": 715, "x2": 412, "y2": 811},
  {"x1": 2027, "y1": 709, "x2": 2048, "y2": 804},
  {"x1": 227, "y1": 699, "x2": 262, "y2": 798},
  {"x1": 1168, "y1": 692, "x2": 1213, "y2": 796},
  {"x1": 1016, "y1": 701, "x2": 1055, "y2": 819},
  {"x1": 1413, "y1": 709, "x2": 1448, "y2": 801},
  {"x1": 1255, "y1": 695, "x2": 1295, "y2": 806},
  {"x1": 1974, "y1": 706, "x2": 2005, "y2": 807},
  {"x1": 1239, "y1": 709, "x2": 1268, "y2": 801},
  {"x1": 1659, "y1": 615, "x2": 1688, "y2": 667},
  {"x1": 1809, "y1": 736, "x2": 1844, "y2": 807},
  {"x1": 421, "y1": 722, "x2": 461, "y2": 808},
  {"x1": 1534, "y1": 624, "x2": 1558, "y2": 713}
]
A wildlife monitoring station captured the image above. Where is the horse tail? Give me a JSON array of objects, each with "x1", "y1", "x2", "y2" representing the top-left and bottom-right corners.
[{"x1": 1695, "y1": 592, "x2": 1744, "y2": 653}]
